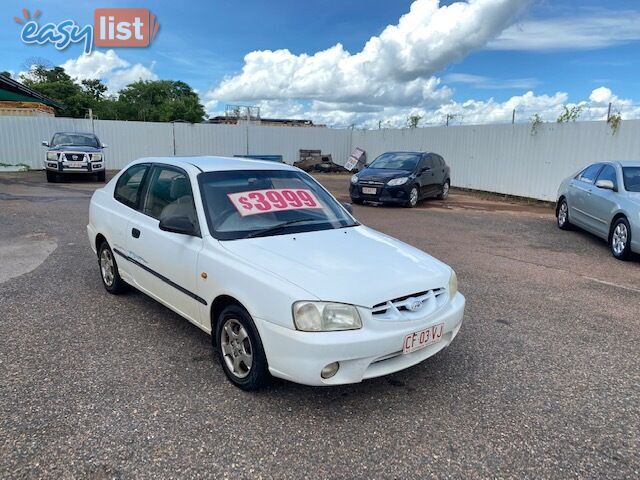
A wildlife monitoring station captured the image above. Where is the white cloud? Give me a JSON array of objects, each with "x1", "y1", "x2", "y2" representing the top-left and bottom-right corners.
[
  {"x1": 229, "y1": 87, "x2": 640, "y2": 129},
  {"x1": 60, "y1": 50, "x2": 157, "y2": 93},
  {"x1": 206, "y1": 0, "x2": 528, "y2": 109},
  {"x1": 443, "y1": 73, "x2": 539, "y2": 89},
  {"x1": 489, "y1": 10, "x2": 640, "y2": 51}
]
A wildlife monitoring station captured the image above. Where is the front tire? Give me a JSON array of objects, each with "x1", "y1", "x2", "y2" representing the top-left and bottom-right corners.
[
  {"x1": 405, "y1": 186, "x2": 419, "y2": 208},
  {"x1": 610, "y1": 217, "x2": 632, "y2": 260},
  {"x1": 557, "y1": 199, "x2": 571, "y2": 230},
  {"x1": 98, "y1": 241, "x2": 125, "y2": 293},
  {"x1": 96, "y1": 171, "x2": 106, "y2": 182},
  {"x1": 215, "y1": 305, "x2": 270, "y2": 391},
  {"x1": 46, "y1": 170, "x2": 57, "y2": 183}
]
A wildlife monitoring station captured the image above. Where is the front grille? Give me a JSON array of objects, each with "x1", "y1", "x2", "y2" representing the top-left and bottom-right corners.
[
  {"x1": 63, "y1": 152, "x2": 87, "y2": 162},
  {"x1": 358, "y1": 180, "x2": 385, "y2": 186},
  {"x1": 371, "y1": 288, "x2": 447, "y2": 320}
]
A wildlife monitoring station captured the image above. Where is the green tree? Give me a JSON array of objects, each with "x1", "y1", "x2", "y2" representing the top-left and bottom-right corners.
[
  {"x1": 407, "y1": 114, "x2": 422, "y2": 128},
  {"x1": 20, "y1": 66, "x2": 92, "y2": 117},
  {"x1": 556, "y1": 105, "x2": 583, "y2": 123},
  {"x1": 116, "y1": 80, "x2": 205, "y2": 123},
  {"x1": 81, "y1": 78, "x2": 108, "y2": 101},
  {"x1": 0, "y1": 71, "x2": 12, "y2": 78}
]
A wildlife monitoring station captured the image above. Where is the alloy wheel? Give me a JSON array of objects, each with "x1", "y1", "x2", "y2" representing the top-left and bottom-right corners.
[
  {"x1": 442, "y1": 182, "x2": 449, "y2": 199},
  {"x1": 409, "y1": 187, "x2": 418, "y2": 207},
  {"x1": 612, "y1": 223, "x2": 628, "y2": 256},
  {"x1": 558, "y1": 202, "x2": 568, "y2": 227},
  {"x1": 100, "y1": 249, "x2": 115, "y2": 287},
  {"x1": 220, "y1": 318, "x2": 253, "y2": 379}
]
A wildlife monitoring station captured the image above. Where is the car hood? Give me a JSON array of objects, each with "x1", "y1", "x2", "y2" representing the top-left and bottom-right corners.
[
  {"x1": 48, "y1": 146, "x2": 102, "y2": 152},
  {"x1": 357, "y1": 168, "x2": 411, "y2": 182},
  {"x1": 220, "y1": 225, "x2": 451, "y2": 307}
]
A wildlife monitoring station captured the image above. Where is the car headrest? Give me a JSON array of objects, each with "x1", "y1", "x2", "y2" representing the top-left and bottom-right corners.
[{"x1": 170, "y1": 177, "x2": 190, "y2": 199}]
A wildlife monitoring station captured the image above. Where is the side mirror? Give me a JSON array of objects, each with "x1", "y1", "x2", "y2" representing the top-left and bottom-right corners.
[
  {"x1": 342, "y1": 202, "x2": 354, "y2": 215},
  {"x1": 41, "y1": 140, "x2": 49, "y2": 147},
  {"x1": 101, "y1": 143, "x2": 109, "y2": 149},
  {"x1": 595, "y1": 179, "x2": 615, "y2": 191},
  {"x1": 159, "y1": 215, "x2": 198, "y2": 236}
]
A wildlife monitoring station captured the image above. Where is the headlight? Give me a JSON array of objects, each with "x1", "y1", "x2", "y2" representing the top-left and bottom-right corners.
[
  {"x1": 350, "y1": 175, "x2": 359, "y2": 185},
  {"x1": 46, "y1": 152, "x2": 58, "y2": 161},
  {"x1": 449, "y1": 270, "x2": 458, "y2": 298},
  {"x1": 387, "y1": 177, "x2": 409, "y2": 186},
  {"x1": 293, "y1": 301, "x2": 362, "y2": 332},
  {"x1": 92, "y1": 153, "x2": 103, "y2": 161}
]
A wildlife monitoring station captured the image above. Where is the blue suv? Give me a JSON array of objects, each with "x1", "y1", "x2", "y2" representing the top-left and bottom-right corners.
[{"x1": 42, "y1": 132, "x2": 107, "y2": 182}]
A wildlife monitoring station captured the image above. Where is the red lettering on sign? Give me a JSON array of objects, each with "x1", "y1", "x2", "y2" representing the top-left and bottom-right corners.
[{"x1": 227, "y1": 188, "x2": 322, "y2": 216}]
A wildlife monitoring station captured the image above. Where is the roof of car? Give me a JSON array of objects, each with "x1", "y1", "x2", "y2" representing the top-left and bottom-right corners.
[
  {"x1": 136, "y1": 156, "x2": 298, "y2": 173},
  {"x1": 616, "y1": 161, "x2": 640, "y2": 167},
  {"x1": 53, "y1": 131, "x2": 98, "y2": 136}
]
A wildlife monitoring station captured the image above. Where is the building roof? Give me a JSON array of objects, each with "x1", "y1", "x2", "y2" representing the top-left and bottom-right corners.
[{"x1": 0, "y1": 75, "x2": 62, "y2": 108}]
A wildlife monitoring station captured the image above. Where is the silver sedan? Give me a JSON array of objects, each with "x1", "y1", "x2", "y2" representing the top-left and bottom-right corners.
[{"x1": 556, "y1": 161, "x2": 640, "y2": 260}]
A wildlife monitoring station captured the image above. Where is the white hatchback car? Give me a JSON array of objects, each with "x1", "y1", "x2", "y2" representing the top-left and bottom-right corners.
[{"x1": 88, "y1": 156, "x2": 465, "y2": 390}]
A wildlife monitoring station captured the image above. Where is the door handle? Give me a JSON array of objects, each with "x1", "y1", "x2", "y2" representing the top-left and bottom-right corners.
[{"x1": 131, "y1": 228, "x2": 141, "y2": 238}]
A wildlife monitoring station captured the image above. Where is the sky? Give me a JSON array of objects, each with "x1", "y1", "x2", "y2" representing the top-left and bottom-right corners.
[{"x1": 1, "y1": 0, "x2": 640, "y2": 127}]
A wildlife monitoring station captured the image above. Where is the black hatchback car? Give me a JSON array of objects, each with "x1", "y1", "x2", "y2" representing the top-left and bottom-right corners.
[{"x1": 349, "y1": 151, "x2": 450, "y2": 207}]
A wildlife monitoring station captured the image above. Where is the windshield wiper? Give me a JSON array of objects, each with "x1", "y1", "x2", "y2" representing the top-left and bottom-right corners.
[{"x1": 245, "y1": 219, "x2": 316, "y2": 239}]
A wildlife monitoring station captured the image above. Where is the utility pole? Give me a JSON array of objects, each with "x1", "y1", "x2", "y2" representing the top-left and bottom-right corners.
[
  {"x1": 607, "y1": 102, "x2": 612, "y2": 122},
  {"x1": 88, "y1": 108, "x2": 94, "y2": 133},
  {"x1": 512, "y1": 109, "x2": 516, "y2": 124}
]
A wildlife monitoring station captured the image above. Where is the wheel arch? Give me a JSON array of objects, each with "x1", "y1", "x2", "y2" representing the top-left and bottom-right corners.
[
  {"x1": 210, "y1": 294, "x2": 248, "y2": 332},
  {"x1": 95, "y1": 233, "x2": 108, "y2": 255},
  {"x1": 609, "y1": 212, "x2": 629, "y2": 241},
  {"x1": 556, "y1": 195, "x2": 567, "y2": 215}
]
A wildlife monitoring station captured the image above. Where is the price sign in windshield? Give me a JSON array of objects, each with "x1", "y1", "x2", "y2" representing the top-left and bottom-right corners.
[{"x1": 228, "y1": 188, "x2": 323, "y2": 216}]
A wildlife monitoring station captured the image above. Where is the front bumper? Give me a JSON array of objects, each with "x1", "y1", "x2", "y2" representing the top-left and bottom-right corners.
[
  {"x1": 46, "y1": 161, "x2": 105, "y2": 173},
  {"x1": 350, "y1": 183, "x2": 410, "y2": 204},
  {"x1": 45, "y1": 152, "x2": 104, "y2": 173},
  {"x1": 255, "y1": 292, "x2": 465, "y2": 386}
]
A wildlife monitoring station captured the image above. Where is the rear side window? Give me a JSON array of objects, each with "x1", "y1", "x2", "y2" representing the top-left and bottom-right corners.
[
  {"x1": 437, "y1": 155, "x2": 445, "y2": 167},
  {"x1": 595, "y1": 165, "x2": 617, "y2": 188},
  {"x1": 622, "y1": 167, "x2": 640, "y2": 192},
  {"x1": 423, "y1": 155, "x2": 437, "y2": 170},
  {"x1": 578, "y1": 164, "x2": 602, "y2": 184},
  {"x1": 114, "y1": 164, "x2": 149, "y2": 209}
]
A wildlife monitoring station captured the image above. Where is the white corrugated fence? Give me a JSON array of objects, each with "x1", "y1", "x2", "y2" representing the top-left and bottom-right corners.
[{"x1": 1, "y1": 116, "x2": 639, "y2": 201}]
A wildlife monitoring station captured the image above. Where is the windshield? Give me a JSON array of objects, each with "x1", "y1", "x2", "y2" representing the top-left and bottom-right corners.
[
  {"x1": 622, "y1": 167, "x2": 640, "y2": 192},
  {"x1": 198, "y1": 170, "x2": 358, "y2": 240},
  {"x1": 51, "y1": 133, "x2": 99, "y2": 148},
  {"x1": 368, "y1": 152, "x2": 420, "y2": 171}
]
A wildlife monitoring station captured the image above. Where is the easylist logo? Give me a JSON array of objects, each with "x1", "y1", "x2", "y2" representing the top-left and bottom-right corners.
[
  {"x1": 94, "y1": 9, "x2": 159, "y2": 47},
  {"x1": 16, "y1": 8, "x2": 159, "y2": 55}
]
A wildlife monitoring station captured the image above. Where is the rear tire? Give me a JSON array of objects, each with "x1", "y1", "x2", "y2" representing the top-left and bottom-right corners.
[
  {"x1": 98, "y1": 241, "x2": 125, "y2": 294},
  {"x1": 96, "y1": 170, "x2": 106, "y2": 182},
  {"x1": 215, "y1": 305, "x2": 270, "y2": 391},
  {"x1": 610, "y1": 217, "x2": 632, "y2": 260},
  {"x1": 437, "y1": 179, "x2": 450, "y2": 200},
  {"x1": 557, "y1": 199, "x2": 572, "y2": 230},
  {"x1": 46, "y1": 170, "x2": 57, "y2": 183}
]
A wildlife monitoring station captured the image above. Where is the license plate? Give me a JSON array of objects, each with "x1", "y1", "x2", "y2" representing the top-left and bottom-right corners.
[
  {"x1": 362, "y1": 187, "x2": 377, "y2": 195},
  {"x1": 403, "y1": 323, "x2": 444, "y2": 354},
  {"x1": 65, "y1": 161, "x2": 86, "y2": 168}
]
